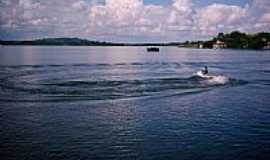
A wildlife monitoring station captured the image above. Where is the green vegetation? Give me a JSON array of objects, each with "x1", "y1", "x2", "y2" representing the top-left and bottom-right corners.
[
  {"x1": 181, "y1": 31, "x2": 270, "y2": 49},
  {"x1": 214, "y1": 31, "x2": 270, "y2": 49}
]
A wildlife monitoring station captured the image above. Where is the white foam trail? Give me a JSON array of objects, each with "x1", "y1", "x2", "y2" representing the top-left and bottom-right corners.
[
  {"x1": 196, "y1": 71, "x2": 229, "y2": 85},
  {"x1": 207, "y1": 75, "x2": 229, "y2": 84}
]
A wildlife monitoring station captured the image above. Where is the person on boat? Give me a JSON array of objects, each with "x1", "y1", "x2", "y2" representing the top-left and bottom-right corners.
[{"x1": 202, "y1": 66, "x2": 208, "y2": 75}]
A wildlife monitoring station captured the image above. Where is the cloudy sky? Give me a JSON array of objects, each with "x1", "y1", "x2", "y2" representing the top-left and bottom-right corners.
[{"x1": 0, "y1": 0, "x2": 269, "y2": 42}]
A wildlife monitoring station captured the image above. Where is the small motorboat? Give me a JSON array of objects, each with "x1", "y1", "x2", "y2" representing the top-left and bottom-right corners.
[{"x1": 147, "y1": 47, "x2": 160, "y2": 52}]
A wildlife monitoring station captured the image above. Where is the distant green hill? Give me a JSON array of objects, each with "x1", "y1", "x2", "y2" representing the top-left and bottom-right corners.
[
  {"x1": 0, "y1": 38, "x2": 180, "y2": 46},
  {"x1": 0, "y1": 38, "x2": 120, "y2": 46}
]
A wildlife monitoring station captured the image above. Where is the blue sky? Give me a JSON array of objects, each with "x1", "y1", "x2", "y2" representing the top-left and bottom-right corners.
[{"x1": 0, "y1": 0, "x2": 269, "y2": 42}]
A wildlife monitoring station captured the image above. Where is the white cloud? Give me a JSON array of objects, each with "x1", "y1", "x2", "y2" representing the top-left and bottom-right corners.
[
  {"x1": 89, "y1": 0, "x2": 143, "y2": 29},
  {"x1": 172, "y1": 0, "x2": 193, "y2": 15},
  {"x1": 88, "y1": 0, "x2": 193, "y2": 39},
  {"x1": 72, "y1": 1, "x2": 88, "y2": 11},
  {"x1": 0, "y1": 0, "x2": 42, "y2": 31},
  {"x1": 0, "y1": 0, "x2": 269, "y2": 41},
  {"x1": 19, "y1": 0, "x2": 41, "y2": 10},
  {"x1": 254, "y1": 0, "x2": 270, "y2": 11},
  {"x1": 194, "y1": 3, "x2": 249, "y2": 35},
  {"x1": 167, "y1": 0, "x2": 194, "y2": 27},
  {"x1": 261, "y1": 13, "x2": 270, "y2": 23}
]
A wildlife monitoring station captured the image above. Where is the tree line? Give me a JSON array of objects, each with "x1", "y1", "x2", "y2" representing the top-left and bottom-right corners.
[{"x1": 182, "y1": 31, "x2": 270, "y2": 49}]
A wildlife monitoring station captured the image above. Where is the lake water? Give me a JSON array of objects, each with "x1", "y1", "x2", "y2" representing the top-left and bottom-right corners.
[{"x1": 1, "y1": 46, "x2": 270, "y2": 160}]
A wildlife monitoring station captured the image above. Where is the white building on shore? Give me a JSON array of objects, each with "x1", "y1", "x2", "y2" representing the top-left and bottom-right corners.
[{"x1": 213, "y1": 40, "x2": 226, "y2": 49}]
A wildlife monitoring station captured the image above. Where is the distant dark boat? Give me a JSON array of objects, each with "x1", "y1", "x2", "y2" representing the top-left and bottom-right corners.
[{"x1": 147, "y1": 47, "x2": 160, "y2": 52}]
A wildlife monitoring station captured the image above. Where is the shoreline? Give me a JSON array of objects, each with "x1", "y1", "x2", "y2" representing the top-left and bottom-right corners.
[{"x1": 1, "y1": 45, "x2": 269, "y2": 51}]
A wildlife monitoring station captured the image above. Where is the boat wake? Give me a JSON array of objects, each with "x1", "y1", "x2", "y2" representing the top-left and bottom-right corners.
[
  {"x1": 196, "y1": 71, "x2": 229, "y2": 85},
  {"x1": 0, "y1": 65, "x2": 247, "y2": 102}
]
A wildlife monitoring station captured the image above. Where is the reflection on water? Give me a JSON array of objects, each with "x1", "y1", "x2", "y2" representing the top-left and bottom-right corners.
[{"x1": 1, "y1": 46, "x2": 270, "y2": 160}]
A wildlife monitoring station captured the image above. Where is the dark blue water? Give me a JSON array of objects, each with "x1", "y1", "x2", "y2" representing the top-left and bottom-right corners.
[{"x1": 1, "y1": 46, "x2": 270, "y2": 160}]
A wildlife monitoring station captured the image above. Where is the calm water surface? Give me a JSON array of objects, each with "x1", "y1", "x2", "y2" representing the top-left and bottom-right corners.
[{"x1": 0, "y1": 46, "x2": 270, "y2": 160}]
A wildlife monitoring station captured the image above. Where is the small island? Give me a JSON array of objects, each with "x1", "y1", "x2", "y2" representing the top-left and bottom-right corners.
[{"x1": 1, "y1": 31, "x2": 269, "y2": 50}]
